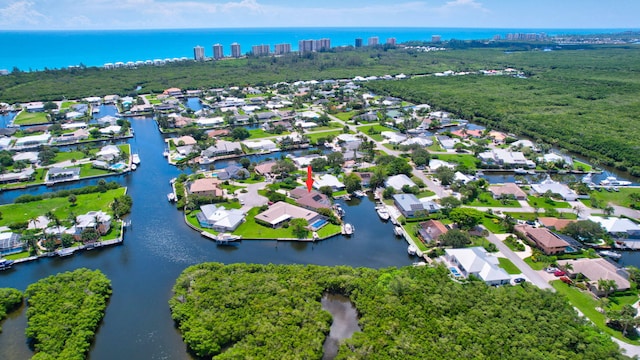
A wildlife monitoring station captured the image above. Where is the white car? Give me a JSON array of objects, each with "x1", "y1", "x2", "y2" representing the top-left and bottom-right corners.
[{"x1": 545, "y1": 267, "x2": 559, "y2": 273}]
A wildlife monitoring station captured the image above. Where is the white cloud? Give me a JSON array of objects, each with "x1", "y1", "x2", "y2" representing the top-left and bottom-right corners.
[
  {"x1": 0, "y1": 1, "x2": 48, "y2": 26},
  {"x1": 438, "y1": 0, "x2": 489, "y2": 13}
]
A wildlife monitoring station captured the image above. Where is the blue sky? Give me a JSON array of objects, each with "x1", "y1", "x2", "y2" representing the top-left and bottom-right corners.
[{"x1": 0, "y1": 0, "x2": 638, "y2": 30}]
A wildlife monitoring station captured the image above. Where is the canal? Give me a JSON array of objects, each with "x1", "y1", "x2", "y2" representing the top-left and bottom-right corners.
[{"x1": 0, "y1": 117, "x2": 414, "y2": 360}]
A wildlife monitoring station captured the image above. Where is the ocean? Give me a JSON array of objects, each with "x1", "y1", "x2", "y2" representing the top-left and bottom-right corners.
[{"x1": 0, "y1": 27, "x2": 628, "y2": 71}]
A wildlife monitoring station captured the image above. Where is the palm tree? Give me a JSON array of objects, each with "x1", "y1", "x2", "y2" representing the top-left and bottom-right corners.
[
  {"x1": 559, "y1": 262, "x2": 574, "y2": 273},
  {"x1": 597, "y1": 279, "x2": 618, "y2": 298},
  {"x1": 603, "y1": 206, "x2": 615, "y2": 217}
]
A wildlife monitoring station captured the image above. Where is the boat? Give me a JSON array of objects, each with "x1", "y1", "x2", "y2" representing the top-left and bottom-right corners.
[
  {"x1": 342, "y1": 223, "x2": 354, "y2": 236},
  {"x1": 56, "y1": 248, "x2": 76, "y2": 257},
  {"x1": 353, "y1": 190, "x2": 366, "y2": 198},
  {"x1": 393, "y1": 225, "x2": 404, "y2": 237},
  {"x1": 407, "y1": 244, "x2": 418, "y2": 256},
  {"x1": 131, "y1": 164, "x2": 137, "y2": 171},
  {"x1": 412, "y1": 261, "x2": 427, "y2": 267},
  {"x1": 312, "y1": 232, "x2": 319, "y2": 240},
  {"x1": 215, "y1": 233, "x2": 241, "y2": 245},
  {"x1": 600, "y1": 176, "x2": 632, "y2": 186},
  {"x1": 581, "y1": 172, "x2": 593, "y2": 184},
  {"x1": 334, "y1": 205, "x2": 345, "y2": 218},
  {"x1": 376, "y1": 206, "x2": 390, "y2": 221},
  {"x1": 599, "y1": 250, "x2": 622, "y2": 260},
  {"x1": 132, "y1": 153, "x2": 141, "y2": 165},
  {"x1": 514, "y1": 168, "x2": 527, "y2": 174},
  {"x1": 163, "y1": 150, "x2": 170, "y2": 157},
  {"x1": 167, "y1": 193, "x2": 176, "y2": 202},
  {"x1": 0, "y1": 258, "x2": 15, "y2": 271}
]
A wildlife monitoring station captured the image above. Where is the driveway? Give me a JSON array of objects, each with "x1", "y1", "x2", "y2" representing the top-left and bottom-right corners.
[{"x1": 235, "y1": 181, "x2": 268, "y2": 212}]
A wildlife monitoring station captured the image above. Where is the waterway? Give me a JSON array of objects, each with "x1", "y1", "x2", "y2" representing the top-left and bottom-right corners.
[
  {"x1": 321, "y1": 293, "x2": 361, "y2": 360},
  {"x1": 0, "y1": 116, "x2": 413, "y2": 360}
]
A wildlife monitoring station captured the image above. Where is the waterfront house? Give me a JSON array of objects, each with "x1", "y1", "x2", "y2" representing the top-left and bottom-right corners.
[
  {"x1": 96, "y1": 145, "x2": 121, "y2": 162},
  {"x1": 380, "y1": 131, "x2": 407, "y2": 145},
  {"x1": 12, "y1": 151, "x2": 39, "y2": 164},
  {"x1": 103, "y1": 95, "x2": 119, "y2": 104},
  {"x1": 97, "y1": 115, "x2": 120, "y2": 126},
  {"x1": 243, "y1": 139, "x2": 277, "y2": 152},
  {"x1": 488, "y1": 183, "x2": 527, "y2": 200},
  {"x1": 206, "y1": 129, "x2": 230, "y2": 138},
  {"x1": 24, "y1": 102, "x2": 44, "y2": 112},
  {"x1": 196, "y1": 204, "x2": 245, "y2": 232},
  {"x1": 488, "y1": 131, "x2": 508, "y2": 144},
  {"x1": 530, "y1": 178, "x2": 578, "y2": 201},
  {"x1": 0, "y1": 137, "x2": 11, "y2": 150},
  {"x1": 0, "y1": 231, "x2": 23, "y2": 256},
  {"x1": 313, "y1": 174, "x2": 345, "y2": 191},
  {"x1": 52, "y1": 128, "x2": 90, "y2": 144},
  {"x1": 559, "y1": 258, "x2": 630, "y2": 295},
  {"x1": 588, "y1": 216, "x2": 640, "y2": 249},
  {"x1": 429, "y1": 159, "x2": 456, "y2": 171},
  {"x1": 75, "y1": 211, "x2": 112, "y2": 237},
  {"x1": 515, "y1": 224, "x2": 569, "y2": 255},
  {"x1": 436, "y1": 135, "x2": 460, "y2": 150},
  {"x1": 254, "y1": 201, "x2": 322, "y2": 228},
  {"x1": 385, "y1": 174, "x2": 416, "y2": 191},
  {"x1": 45, "y1": 167, "x2": 80, "y2": 184},
  {"x1": 354, "y1": 172, "x2": 373, "y2": 187},
  {"x1": 289, "y1": 188, "x2": 332, "y2": 211},
  {"x1": 538, "y1": 217, "x2": 577, "y2": 231},
  {"x1": 201, "y1": 140, "x2": 242, "y2": 159},
  {"x1": 393, "y1": 194, "x2": 441, "y2": 218},
  {"x1": 217, "y1": 164, "x2": 250, "y2": 181},
  {"x1": 14, "y1": 133, "x2": 51, "y2": 148},
  {"x1": 537, "y1": 153, "x2": 572, "y2": 167},
  {"x1": 290, "y1": 154, "x2": 325, "y2": 168},
  {"x1": 478, "y1": 149, "x2": 535, "y2": 168},
  {"x1": 418, "y1": 220, "x2": 448, "y2": 244},
  {"x1": 0, "y1": 168, "x2": 34, "y2": 184},
  {"x1": 172, "y1": 135, "x2": 197, "y2": 147},
  {"x1": 254, "y1": 161, "x2": 276, "y2": 176},
  {"x1": 195, "y1": 116, "x2": 224, "y2": 127},
  {"x1": 445, "y1": 247, "x2": 512, "y2": 286},
  {"x1": 189, "y1": 178, "x2": 224, "y2": 197},
  {"x1": 400, "y1": 136, "x2": 433, "y2": 147},
  {"x1": 99, "y1": 125, "x2": 122, "y2": 135}
]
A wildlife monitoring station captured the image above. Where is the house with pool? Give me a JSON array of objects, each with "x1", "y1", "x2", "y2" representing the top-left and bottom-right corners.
[{"x1": 254, "y1": 201, "x2": 328, "y2": 230}]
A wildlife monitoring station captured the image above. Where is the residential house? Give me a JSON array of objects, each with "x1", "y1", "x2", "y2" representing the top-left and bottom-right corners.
[
  {"x1": 290, "y1": 154, "x2": 325, "y2": 167},
  {"x1": 24, "y1": 102, "x2": 45, "y2": 112},
  {"x1": 0, "y1": 168, "x2": 34, "y2": 184},
  {"x1": 385, "y1": 174, "x2": 416, "y2": 191},
  {"x1": 96, "y1": 145, "x2": 121, "y2": 162},
  {"x1": 289, "y1": 188, "x2": 332, "y2": 211},
  {"x1": 0, "y1": 231, "x2": 23, "y2": 255},
  {"x1": 488, "y1": 183, "x2": 527, "y2": 200},
  {"x1": 559, "y1": 258, "x2": 630, "y2": 295},
  {"x1": 75, "y1": 211, "x2": 112, "y2": 236},
  {"x1": 488, "y1": 131, "x2": 508, "y2": 144},
  {"x1": 436, "y1": 135, "x2": 460, "y2": 150},
  {"x1": 189, "y1": 178, "x2": 224, "y2": 197},
  {"x1": 103, "y1": 95, "x2": 120, "y2": 104},
  {"x1": 14, "y1": 133, "x2": 51, "y2": 148},
  {"x1": 515, "y1": 224, "x2": 569, "y2": 255},
  {"x1": 445, "y1": 247, "x2": 512, "y2": 286},
  {"x1": 99, "y1": 125, "x2": 122, "y2": 135},
  {"x1": 45, "y1": 167, "x2": 80, "y2": 183},
  {"x1": 217, "y1": 164, "x2": 250, "y2": 181},
  {"x1": 428, "y1": 159, "x2": 455, "y2": 171},
  {"x1": 172, "y1": 135, "x2": 197, "y2": 146},
  {"x1": 243, "y1": 139, "x2": 277, "y2": 152},
  {"x1": 588, "y1": 216, "x2": 640, "y2": 249},
  {"x1": 196, "y1": 116, "x2": 224, "y2": 127},
  {"x1": 254, "y1": 201, "x2": 322, "y2": 228},
  {"x1": 400, "y1": 136, "x2": 433, "y2": 147},
  {"x1": 163, "y1": 87, "x2": 183, "y2": 97},
  {"x1": 97, "y1": 115, "x2": 119, "y2": 126},
  {"x1": 201, "y1": 140, "x2": 242, "y2": 160},
  {"x1": 0, "y1": 137, "x2": 11, "y2": 150},
  {"x1": 530, "y1": 178, "x2": 578, "y2": 201},
  {"x1": 254, "y1": 161, "x2": 277, "y2": 176},
  {"x1": 313, "y1": 174, "x2": 345, "y2": 191},
  {"x1": 393, "y1": 193, "x2": 440, "y2": 218},
  {"x1": 538, "y1": 153, "x2": 573, "y2": 167},
  {"x1": 478, "y1": 149, "x2": 535, "y2": 168},
  {"x1": 380, "y1": 131, "x2": 407, "y2": 145},
  {"x1": 418, "y1": 220, "x2": 448, "y2": 244},
  {"x1": 52, "y1": 128, "x2": 90, "y2": 144},
  {"x1": 355, "y1": 172, "x2": 373, "y2": 187},
  {"x1": 207, "y1": 129, "x2": 230, "y2": 138},
  {"x1": 538, "y1": 217, "x2": 577, "y2": 231},
  {"x1": 196, "y1": 204, "x2": 245, "y2": 232},
  {"x1": 12, "y1": 151, "x2": 39, "y2": 164}
]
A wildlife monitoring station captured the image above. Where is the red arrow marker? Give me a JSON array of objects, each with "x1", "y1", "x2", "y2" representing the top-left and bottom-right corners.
[{"x1": 306, "y1": 165, "x2": 314, "y2": 192}]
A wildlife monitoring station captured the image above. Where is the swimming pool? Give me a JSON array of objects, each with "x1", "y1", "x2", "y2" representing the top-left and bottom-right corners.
[
  {"x1": 311, "y1": 219, "x2": 328, "y2": 229},
  {"x1": 449, "y1": 267, "x2": 462, "y2": 277},
  {"x1": 110, "y1": 163, "x2": 126, "y2": 170}
]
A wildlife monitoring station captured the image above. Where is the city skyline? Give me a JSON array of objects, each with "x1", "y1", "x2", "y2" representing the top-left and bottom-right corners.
[{"x1": 0, "y1": 0, "x2": 638, "y2": 30}]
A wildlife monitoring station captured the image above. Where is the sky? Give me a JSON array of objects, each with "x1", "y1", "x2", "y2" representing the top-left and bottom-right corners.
[{"x1": 0, "y1": 0, "x2": 638, "y2": 30}]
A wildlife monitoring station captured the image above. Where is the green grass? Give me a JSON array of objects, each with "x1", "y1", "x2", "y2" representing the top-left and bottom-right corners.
[
  {"x1": 432, "y1": 154, "x2": 479, "y2": 170},
  {"x1": 306, "y1": 130, "x2": 343, "y2": 145},
  {"x1": 5, "y1": 251, "x2": 30, "y2": 260},
  {"x1": 523, "y1": 256, "x2": 547, "y2": 271},
  {"x1": 220, "y1": 183, "x2": 246, "y2": 194},
  {"x1": 416, "y1": 190, "x2": 436, "y2": 198},
  {"x1": 232, "y1": 207, "x2": 340, "y2": 240},
  {"x1": 572, "y1": 160, "x2": 593, "y2": 172},
  {"x1": 427, "y1": 137, "x2": 444, "y2": 152},
  {"x1": 247, "y1": 128, "x2": 289, "y2": 139},
  {"x1": 551, "y1": 280, "x2": 640, "y2": 345},
  {"x1": 481, "y1": 215, "x2": 509, "y2": 234},
  {"x1": 13, "y1": 111, "x2": 49, "y2": 125},
  {"x1": 527, "y1": 195, "x2": 572, "y2": 209},
  {"x1": 310, "y1": 122, "x2": 341, "y2": 131},
  {"x1": 53, "y1": 150, "x2": 95, "y2": 163},
  {"x1": 356, "y1": 124, "x2": 388, "y2": 142},
  {"x1": 498, "y1": 257, "x2": 522, "y2": 274},
  {"x1": 236, "y1": 175, "x2": 265, "y2": 184},
  {"x1": 0, "y1": 188, "x2": 125, "y2": 227},
  {"x1": 587, "y1": 188, "x2": 640, "y2": 208},
  {"x1": 334, "y1": 111, "x2": 357, "y2": 122},
  {"x1": 403, "y1": 222, "x2": 429, "y2": 252},
  {"x1": 466, "y1": 192, "x2": 521, "y2": 207},
  {"x1": 78, "y1": 163, "x2": 112, "y2": 177},
  {"x1": 60, "y1": 101, "x2": 79, "y2": 109}
]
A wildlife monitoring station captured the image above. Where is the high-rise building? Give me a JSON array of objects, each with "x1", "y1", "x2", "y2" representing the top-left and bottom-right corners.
[
  {"x1": 355, "y1": 38, "x2": 363, "y2": 48},
  {"x1": 231, "y1": 43, "x2": 242, "y2": 58},
  {"x1": 193, "y1": 45, "x2": 205, "y2": 61},
  {"x1": 431, "y1": 35, "x2": 442, "y2": 43},
  {"x1": 298, "y1": 39, "x2": 315, "y2": 53},
  {"x1": 386, "y1": 37, "x2": 396, "y2": 46},
  {"x1": 367, "y1": 36, "x2": 379, "y2": 46},
  {"x1": 212, "y1": 43, "x2": 224, "y2": 60},
  {"x1": 314, "y1": 38, "x2": 331, "y2": 51},
  {"x1": 274, "y1": 43, "x2": 292, "y2": 55},
  {"x1": 251, "y1": 44, "x2": 270, "y2": 56}
]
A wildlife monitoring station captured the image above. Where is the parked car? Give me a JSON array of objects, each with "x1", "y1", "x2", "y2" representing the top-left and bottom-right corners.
[
  {"x1": 545, "y1": 267, "x2": 559, "y2": 273},
  {"x1": 560, "y1": 276, "x2": 573, "y2": 285},
  {"x1": 513, "y1": 278, "x2": 526, "y2": 284},
  {"x1": 554, "y1": 270, "x2": 566, "y2": 277}
]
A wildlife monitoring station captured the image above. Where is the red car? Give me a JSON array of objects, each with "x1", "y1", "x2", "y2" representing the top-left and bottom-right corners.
[
  {"x1": 554, "y1": 270, "x2": 566, "y2": 277},
  {"x1": 560, "y1": 276, "x2": 573, "y2": 285}
]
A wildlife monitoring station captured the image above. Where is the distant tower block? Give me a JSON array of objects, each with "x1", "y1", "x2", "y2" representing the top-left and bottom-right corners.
[
  {"x1": 212, "y1": 44, "x2": 224, "y2": 60},
  {"x1": 231, "y1": 43, "x2": 242, "y2": 58},
  {"x1": 355, "y1": 38, "x2": 363, "y2": 48},
  {"x1": 193, "y1": 45, "x2": 205, "y2": 61},
  {"x1": 386, "y1": 37, "x2": 396, "y2": 46},
  {"x1": 368, "y1": 36, "x2": 379, "y2": 46},
  {"x1": 432, "y1": 35, "x2": 442, "y2": 43}
]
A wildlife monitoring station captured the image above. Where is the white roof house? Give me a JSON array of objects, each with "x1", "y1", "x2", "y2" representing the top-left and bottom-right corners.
[
  {"x1": 61, "y1": 122, "x2": 87, "y2": 130},
  {"x1": 445, "y1": 247, "x2": 512, "y2": 286},
  {"x1": 313, "y1": 174, "x2": 345, "y2": 191},
  {"x1": 530, "y1": 178, "x2": 578, "y2": 201},
  {"x1": 242, "y1": 139, "x2": 277, "y2": 151},
  {"x1": 96, "y1": 145, "x2": 121, "y2": 161},
  {"x1": 479, "y1": 149, "x2": 535, "y2": 168},
  {"x1": 385, "y1": 174, "x2": 416, "y2": 191},
  {"x1": 298, "y1": 111, "x2": 319, "y2": 119},
  {"x1": 14, "y1": 133, "x2": 51, "y2": 147},
  {"x1": 97, "y1": 115, "x2": 119, "y2": 126},
  {"x1": 12, "y1": 151, "x2": 39, "y2": 163},
  {"x1": 195, "y1": 116, "x2": 224, "y2": 126},
  {"x1": 436, "y1": 135, "x2": 459, "y2": 150},
  {"x1": 99, "y1": 125, "x2": 122, "y2": 134},
  {"x1": 429, "y1": 159, "x2": 455, "y2": 171},
  {"x1": 401, "y1": 137, "x2": 433, "y2": 147},
  {"x1": 588, "y1": 216, "x2": 640, "y2": 235},
  {"x1": 0, "y1": 137, "x2": 11, "y2": 150},
  {"x1": 295, "y1": 121, "x2": 318, "y2": 129},
  {"x1": 380, "y1": 131, "x2": 407, "y2": 145},
  {"x1": 196, "y1": 204, "x2": 245, "y2": 232},
  {"x1": 290, "y1": 154, "x2": 325, "y2": 167}
]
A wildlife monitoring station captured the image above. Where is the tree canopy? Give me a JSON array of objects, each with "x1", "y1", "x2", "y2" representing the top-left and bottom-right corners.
[
  {"x1": 0, "y1": 288, "x2": 22, "y2": 332},
  {"x1": 170, "y1": 262, "x2": 624, "y2": 360}
]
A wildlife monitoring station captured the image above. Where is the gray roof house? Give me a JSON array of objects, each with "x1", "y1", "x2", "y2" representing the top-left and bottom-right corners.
[
  {"x1": 218, "y1": 164, "x2": 250, "y2": 180},
  {"x1": 393, "y1": 193, "x2": 441, "y2": 218},
  {"x1": 196, "y1": 204, "x2": 245, "y2": 232},
  {"x1": 386, "y1": 174, "x2": 416, "y2": 191},
  {"x1": 445, "y1": 247, "x2": 512, "y2": 286}
]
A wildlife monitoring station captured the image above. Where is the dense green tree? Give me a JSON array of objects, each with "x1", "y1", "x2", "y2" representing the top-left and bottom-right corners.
[
  {"x1": 434, "y1": 166, "x2": 455, "y2": 186},
  {"x1": 563, "y1": 220, "x2": 606, "y2": 243},
  {"x1": 290, "y1": 218, "x2": 309, "y2": 239},
  {"x1": 439, "y1": 228, "x2": 472, "y2": 248},
  {"x1": 231, "y1": 127, "x2": 250, "y2": 140},
  {"x1": 344, "y1": 173, "x2": 362, "y2": 194},
  {"x1": 439, "y1": 196, "x2": 462, "y2": 216},
  {"x1": 0, "y1": 288, "x2": 22, "y2": 332},
  {"x1": 449, "y1": 207, "x2": 484, "y2": 230}
]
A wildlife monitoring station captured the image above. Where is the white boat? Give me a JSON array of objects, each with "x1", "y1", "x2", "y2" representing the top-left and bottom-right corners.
[
  {"x1": 163, "y1": 150, "x2": 170, "y2": 157},
  {"x1": 215, "y1": 233, "x2": 241, "y2": 245},
  {"x1": 376, "y1": 206, "x2": 390, "y2": 221},
  {"x1": 0, "y1": 258, "x2": 15, "y2": 271},
  {"x1": 353, "y1": 190, "x2": 366, "y2": 198},
  {"x1": 599, "y1": 250, "x2": 622, "y2": 260},
  {"x1": 312, "y1": 232, "x2": 319, "y2": 240},
  {"x1": 56, "y1": 248, "x2": 76, "y2": 257},
  {"x1": 393, "y1": 225, "x2": 403, "y2": 237},
  {"x1": 514, "y1": 168, "x2": 527, "y2": 174},
  {"x1": 167, "y1": 193, "x2": 176, "y2": 202},
  {"x1": 407, "y1": 244, "x2": 418, "y2": 256},
  {"x1": 132, "y1": 153, "x2": 141, "y2": 165},
  {"x1": 600, "y1": 176, "x2": 631, "y2": 186},
  {"x1": 581, "y1": 173, "x2": 593, "y2": 184},
  {"x1": 131, "y1": 164, "x2": 137, "y2": 171},
  {"x1": 342, "y1": 223, "x2": 354, "y2": 236}
]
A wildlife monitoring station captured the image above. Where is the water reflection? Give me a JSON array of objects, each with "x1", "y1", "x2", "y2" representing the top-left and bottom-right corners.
[{"x1": 321, "y1": 293, "x2": 361, "y2": 360}]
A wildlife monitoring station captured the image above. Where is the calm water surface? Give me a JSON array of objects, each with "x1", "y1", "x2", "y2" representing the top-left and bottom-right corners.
[
  {"x1": 0, "y1": 117, "x2": 413, "y2": 359},
  {"x1": 321, "y1": 293, "x2": 361, "y2": 360}
]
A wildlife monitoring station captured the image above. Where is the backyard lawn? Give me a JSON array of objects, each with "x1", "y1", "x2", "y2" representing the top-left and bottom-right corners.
[
  {"x1": 13, "y1": 111, "x2": 49, "y2": 125},
  {"x1": 306, "y1": 130, "x2": 343, "y2": 145},
  {"x1": 232, "y1": 207, "x2": 341, "y2": 240},
  {"x1": 334, "y1": 111, "x2": 357, "y2": 122},
  {"x1": 497, "y1": 257, "x2": 521, "y2": 274},
  {"x1": 481, "y1": 215, "x2": 509, "y2": 234},
  {"x1": 432, "y1": 153, "x2": 479, "y2": 170},
  {"x1": 247, "y1": 128, "x2": 288, "y2": 139},
  {"x1": 78, "y1": 163, "x2": 112, "y2": 177},
  {"x1": 551, "y1": 280, "x2": 640, "y2": 345},
  {"x1": 527, "y1": 195, "x2": 572, "y2": 209},
  {"x1": 356, "y1": 124, "x2": 388, "y2": 142},
  {"x1": 0, "y1": 187, "x2": 126, "y2": 227},
  {"x1": 584, "y1": 188, "x2": 640, "y2": 209},
  {"x1": 466, "y1": 191, "x2": 521, "y2": 208}
]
